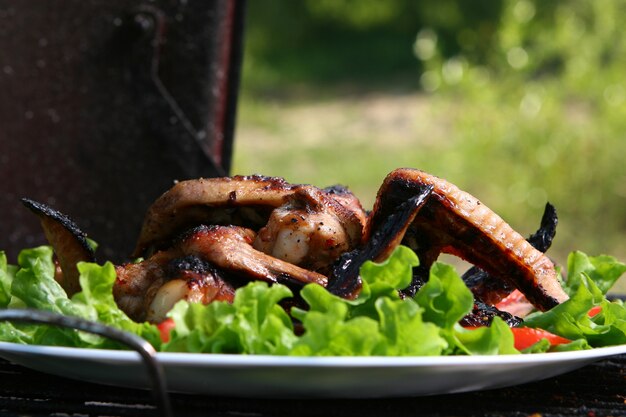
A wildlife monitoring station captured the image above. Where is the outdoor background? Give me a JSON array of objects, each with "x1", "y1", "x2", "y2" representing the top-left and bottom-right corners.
[{"x1": 231, "y1": 0, "x2": 626, "y2": 292}]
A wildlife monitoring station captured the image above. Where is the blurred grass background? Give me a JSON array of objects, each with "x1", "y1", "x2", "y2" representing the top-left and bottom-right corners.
[{"x1": 231, "y1": 0, "x2": 626, "y2": 292}]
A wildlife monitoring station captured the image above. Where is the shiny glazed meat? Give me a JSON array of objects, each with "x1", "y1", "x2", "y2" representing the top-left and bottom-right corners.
[
  {"x1": 24, "y1": 168, "x2": 569, "y2": 325},
  {"x1": 367, "y1": 169, "x2": 568, "y2": 310}
]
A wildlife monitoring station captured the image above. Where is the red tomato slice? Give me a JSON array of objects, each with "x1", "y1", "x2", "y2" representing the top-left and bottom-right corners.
[
  {"x1": 157, "y1": 318, "x2": 175, "y2": 343},
  {"x1": 588, "y1": 306, "x2": 602, "y2": 317},
  {"x1": 511, "y1": 327, "x2": 570, "y2": 350}
]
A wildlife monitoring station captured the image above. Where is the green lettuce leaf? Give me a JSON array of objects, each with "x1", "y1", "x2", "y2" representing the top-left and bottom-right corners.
[
  {"x1": 72, "y1": 262, "x2": 161, "y2": 348},
  {"x1": 453, "y1": 318, "x2": 519, "y2": 355},
  {"x1": 415, "y1": 262, "x2": 474, "y2": 330},
  {"x1": 564, "y1": 251, "x2": 626, "y2": 295},
  {"x1": 7, "y1": 247, "x2": 88, "y2": 346},
  {"x1": 0, "y1": 251, "x2": 14, "y2": 308},
  {"x1": 1, "y1": 244, "x2": 624, "y2": 356},
  {"x1": 524, "y1": 252, "x2": 626, "y2": 348},
  {"x1": 0, "y1": 246, "x2": 159, "y2": 348},
  {"x1": 291, "y1": 248, "x2": 469, "y2": 356},
  {"x1": 289, "y1": 247, "x2": 448, "y2": 356},
  {"x1": 164, "y1": 281, "x2": 297, "y2": 354},
  {"x1": 375, "y1": 296, "x2": 447, "y2": 356},
  {"x1": 290, "y1": 287, "x2": 384, "y2": 356},
  {"x1": 359, "y1": 245, "x2": 418, "y2": 300},
  {"x1": 414, "y1": 262, "x2": 518, "y2": 355}
]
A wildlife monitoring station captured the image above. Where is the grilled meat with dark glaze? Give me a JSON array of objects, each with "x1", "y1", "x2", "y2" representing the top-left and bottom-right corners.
[
  {"x1": 463, "y1": 202, "x2": 558, "y2": 305},
  {"x1": 460, "y1": 301, "x2": 523, "y2": 328},
  {"x1": 254, "y1": 185, "x2": 366, "y2": 275},
  {"x1": 327, "y1": 186, "x2": 433, "y2": 299},
  {"x1": 367, "y1": 168, "x2": 568, "y2": 311},
  {"x1": 115, "y1": 225, "x2": 328, "y2": 322},
  {"x1": 133, "y1": 175, "x2": 297, "y2": 257},
  {"x1": 23, "y1": 168, "x2": 570, "y2": 325},
  {"x1": 21, "y1": 198, "x2": 96, "y2": 297},
  {"x1": 133, "y1": 175, "x2": 367, "y2": 260},
  {"x1": 115, "y1": 252, "x2": 237, "y2": 323}
]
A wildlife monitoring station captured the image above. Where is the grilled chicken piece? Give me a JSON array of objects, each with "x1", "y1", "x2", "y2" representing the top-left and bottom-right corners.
[
  {"x1": 463, "y1": 202, "x2": 558, "y2": 305},
  {"x1": 460, "y1": 300, "x2": 523, "y2": 328},
  {"x1": 180, "y1": 225, "x2": 328, "y2": 287},
  {"x1": 322, "y1": 184, "x2": 369, "y2": 226},
  {"x1": 115, "y1": 225, "x2": 328, "y2": 322},
  {"x1": 327, "y1": 186, "x2": 433, "y2": 299},
  {"x1": 132, "y1": 175, "x2": 298, "y2": 258},
  {"x1": 133, "y1": 176, "x2": 367, "y2": 265},
  {"x1": 21, "y1": 198, "x2": 96, "y2": 297},
  {"x1": 22, "y1": 169, "x2": 568, "y2": 324},
  {"x1": 367, "y1": 168, "x2": 568, "y2": 311},
  {"x1": 254, "y1": 185, "x2": 366, "y2": 275},
  {"x1": 133, "y1": 175, "x2": 367, "y2": 271},
  {"x1": 115, "y1": 252, "x2": 237, "y2": 323}
]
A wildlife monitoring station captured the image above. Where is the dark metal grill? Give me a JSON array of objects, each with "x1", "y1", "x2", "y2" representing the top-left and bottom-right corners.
[{"x1": 0, "y1": 0, "x2": 246, "y2": 262}]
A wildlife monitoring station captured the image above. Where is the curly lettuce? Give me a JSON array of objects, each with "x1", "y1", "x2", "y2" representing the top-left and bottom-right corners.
[
  {"x1": 0, "y1": 245, "x2": 624, "y2": 355},
  {"x1": 164, "y1": 246, "x2": 519, "y2": 355},
  {"x1": 0, "y1": 246, "x2": 160, "y2": 349},
  {"x1": 522, "y1": 252, "x2": 626, "y2": 351}
]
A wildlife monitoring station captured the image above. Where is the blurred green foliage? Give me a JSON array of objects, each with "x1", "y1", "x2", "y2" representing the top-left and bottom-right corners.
[
  {"x1": 243, "y1": 0, "x2": 625, "y2": 89},
  {"x1": 235, "y1": 0, "x2": 626, "y2": 291},
  {"x1": 242, "y1": 0, "x2": 504, "y2": 89}
]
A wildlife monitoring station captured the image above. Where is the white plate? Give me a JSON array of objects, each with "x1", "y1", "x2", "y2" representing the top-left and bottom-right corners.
[{"x1": 0, "y1": 342, "x2": 624, "y2": 398}]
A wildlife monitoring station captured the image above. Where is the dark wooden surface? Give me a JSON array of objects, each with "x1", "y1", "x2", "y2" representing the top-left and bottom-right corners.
[{"x1": 0, "y1": 354, "x2": 624, "y2": 417}]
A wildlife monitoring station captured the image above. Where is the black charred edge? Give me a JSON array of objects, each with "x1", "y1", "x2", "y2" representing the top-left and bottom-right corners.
[
  {"x1": 462, "y1": 202, "x2": 558, "y2": 290},
  {"x1": 165, "y1": 256, "x2": 245, "y2": 293},
  {"x1": 21, "y1": 198, "x2": 96, "y2": 262},
  {"x1": 273, "y1": 271, "x2": 308, "y2": 288},
  {"x1": 400, "y1": 264, "x2": 429, "y2": 298},
  {"x1": 368, "y1": 175, "x2": 434, "y2": 242},
  {"x1": 171, "y1": 224, "x2": 217, "y2": 246},
  {"x1": 461, "y1": 267, "x2": 508, "y2": 295},
  {"x1": 233, "y1": 174, "x2": 296, "y2": 191},
  {"x1": 167, "y1": 255, "x2": 216, "y2": 277},
  {"x1": 327, "y1": 186, "x2": 434, "y2": 298},
  {"x1": 327, "y1": 250, "x2": 361, "y2": 298},
  {"x1": 323, "y1": 184, "x2": 352, "y2": 196},
  {"x1": 459, "y1": 301, "x2": 523, "y2": 328},
  {"x1": 527, "y1": 202, "x2": 557, "y2": 253}
]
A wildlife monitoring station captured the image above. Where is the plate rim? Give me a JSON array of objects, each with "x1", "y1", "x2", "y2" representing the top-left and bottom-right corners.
[
  {"x1": 1, "y1": 341, "x2": 624, "y2": 398},
  {"x1": 1, "y1": 340, "x2": 625, "y2": 367}
]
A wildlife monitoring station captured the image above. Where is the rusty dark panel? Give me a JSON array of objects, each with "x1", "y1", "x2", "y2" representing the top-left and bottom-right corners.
[{"x1": 0, "y1": 0, "x2": 246, "y2": 261}]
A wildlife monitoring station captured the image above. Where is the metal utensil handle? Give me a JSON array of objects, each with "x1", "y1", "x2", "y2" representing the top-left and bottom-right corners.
[{"x1": 0, "y1": 309, "x2": 172, "y2": 417}]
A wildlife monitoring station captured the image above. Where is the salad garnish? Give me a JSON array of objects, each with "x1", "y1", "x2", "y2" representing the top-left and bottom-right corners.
[{"x1": 1, "y1": 245, "x2": 624, "y2": 355}]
